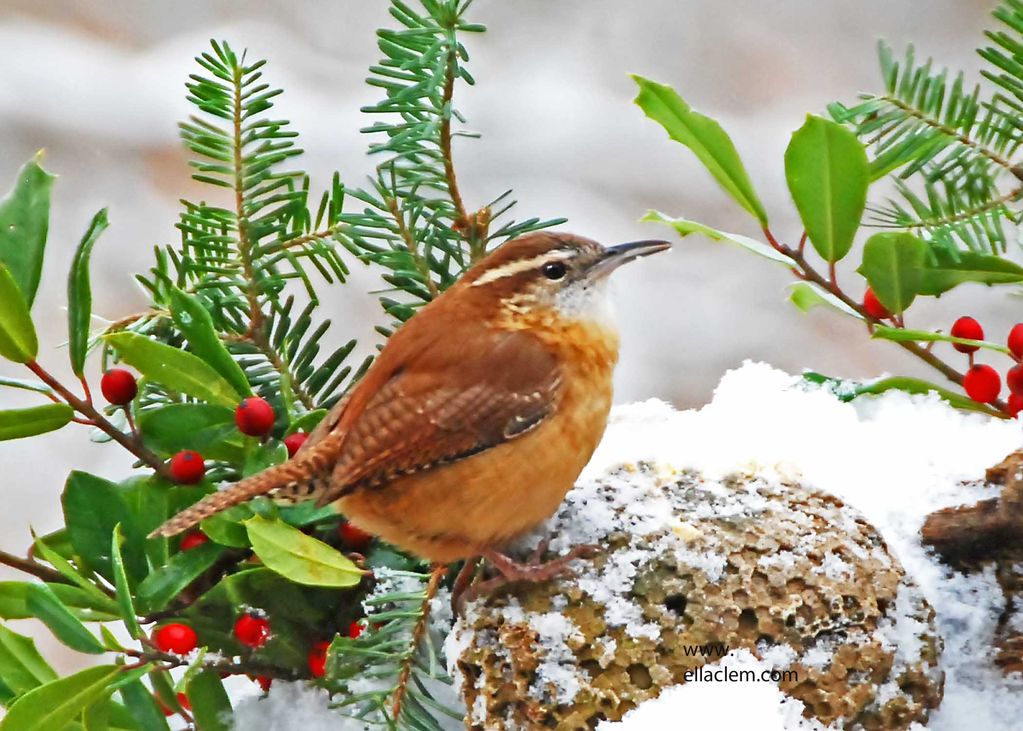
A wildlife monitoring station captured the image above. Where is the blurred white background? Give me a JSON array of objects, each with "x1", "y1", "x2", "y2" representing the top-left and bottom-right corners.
[{"x1": 0, "y1": 0, "x2": 1010, "y2": 673}]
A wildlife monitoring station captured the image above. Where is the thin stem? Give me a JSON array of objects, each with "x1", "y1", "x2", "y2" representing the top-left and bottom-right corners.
[
  {"x1": 439, "y1": 45, "x2": 469, "y2": 232},
  {"x1": 119, "y1": 646, "x2": 303, "y2": 682},
  {"x1": 25, "y1": 361, "x2": 173, "y2": 479},
  {"x1": 0, "y1": 547, "x2": 73, "y2": 585},
  {"x1": 391, "y1": 565, "x2": 446, "y2": 720},
  {"x1": 386, "y1": 196, "x2": 440, "y2": 298},
  {"x1": 275, "y1": 223, "x2": 349, "y2": 253}
]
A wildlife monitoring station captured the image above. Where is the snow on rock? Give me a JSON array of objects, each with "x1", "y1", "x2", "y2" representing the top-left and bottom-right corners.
[{"x1": 448, "y1": 361, "x2": 1023, "y2": 731}]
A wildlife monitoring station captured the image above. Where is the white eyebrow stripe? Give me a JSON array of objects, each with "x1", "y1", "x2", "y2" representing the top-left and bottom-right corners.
[{"x1": 470, "y1": 249, "x2": 575, "y2": 286}]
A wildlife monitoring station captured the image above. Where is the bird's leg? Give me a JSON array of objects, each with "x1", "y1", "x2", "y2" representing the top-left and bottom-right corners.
[{"x1": 450, "y1": 557, "x2": 482, "y2": 613}]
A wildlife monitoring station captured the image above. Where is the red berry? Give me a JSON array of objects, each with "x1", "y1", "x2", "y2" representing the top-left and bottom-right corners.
[
  {"x1": 1009, "y1": 393, "x2": 1023, "y2": 417},
  {"x1": 100, "y1": 368, "x2": 137, "y2": 405},
  {"x1": 338, "y1": 522, "x2": 373, "y2": 552},
  {"x1": 862, "y1": 288, "x2": 890, "y2": 320},
  {"x1": 256, "y1": 675, "x2": 272, "y2": 692},
  {"x1": 1008, "y1": 365, "x2": 1023, "y2": 398},
  {"x1": 179, "y1": 531, "x2": 208, "y2": 551},
  {"x1": 308, "y1": 640, "x2": 331, "y2": 678},
  {"x1": 963, "y1": 364, "x2": 1001, "y2": 403},
  {"x1": 283, "y1": 432, "x2": 308, "y2": 458},
  {"x1": 347, "y1": 620, "x2": 364, "y2": 639},
  {"x1": 234, "y1": 614, "x2": 271, "y2": 649},
  {"x1": 169, "y1": 450, "x2": 206, "y2": 485},
  {"x1": 951, "y1": 316, "x2": 983, "y2": 353},
  {"x1": 1009, "y1": 324, "x2": 1023, "y2": 360},
  {"x1": 235, "y1": 397, "x2": 276, "y2": 437},
  {"x1": 154, "y1": 623, "x2": 198, "y2": 654}
]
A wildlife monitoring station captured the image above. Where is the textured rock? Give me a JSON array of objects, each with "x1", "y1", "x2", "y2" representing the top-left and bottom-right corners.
[{"x1": 447, "y1": 463, "x2": 943, "y2": 730}]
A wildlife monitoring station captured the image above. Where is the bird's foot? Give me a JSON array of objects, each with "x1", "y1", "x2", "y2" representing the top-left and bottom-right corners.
[{"x1": 452, "y1": 543, "x2": 598, "y2": 613}]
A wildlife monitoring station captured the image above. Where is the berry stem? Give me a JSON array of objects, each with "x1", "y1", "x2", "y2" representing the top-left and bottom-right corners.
[
  {"x1": 24, "y1": 360, "x2": 173, "y2": 479},
  {"x1": 118, "y1": 646, "x2": 303, "y2": 682},
  {"x1": 760, "y1": 227, "x2": 1010, "y2": 416}
]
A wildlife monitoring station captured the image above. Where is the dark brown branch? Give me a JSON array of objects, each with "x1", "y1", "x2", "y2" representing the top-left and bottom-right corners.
[
  {"x1": 391, "y1": 564, "x2": 447, "y2": 720},
  {"x1": 119, "y1": 646, "x2": 305, "y2": 682},
  {"x1": 25, "y1": 361, "x2": 173, "y2": 479},
  {"x1": 0, "y1": 547, "x2": 72, "y2": 584}
]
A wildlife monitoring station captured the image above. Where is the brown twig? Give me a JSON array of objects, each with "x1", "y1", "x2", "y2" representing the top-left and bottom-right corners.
[
  {"x1": 230, "y1": 62, "x2": 265, "y2": 337},
  {"x1": 118, "y1": 646, "x2": 304, "y2": 682},
  {"x1": 391, "y1": 564, "x2": 447, "y2": 720},
  {"x1": 0, "y1": 547, "x2": 73, "y2": 584},
  {"x1": 25, "y1": 361, "x2": 173, "y2": 478},
  {"x1": 386, "y1": 196, "x2": 440, "y2": 299}
]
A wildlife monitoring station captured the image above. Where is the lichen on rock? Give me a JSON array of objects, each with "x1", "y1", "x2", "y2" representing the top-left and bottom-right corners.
[{"x1": 447, "y1": 462, "x2": 943, "y2": 730}]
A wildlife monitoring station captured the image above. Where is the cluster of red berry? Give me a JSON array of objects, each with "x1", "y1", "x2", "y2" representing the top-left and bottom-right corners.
[
  {"x1": 98, "y1": 369, "x2": 310, "y2": 483},
  {"x1": 948, "y1": 316, "x2": 1023, "y2": 414}
]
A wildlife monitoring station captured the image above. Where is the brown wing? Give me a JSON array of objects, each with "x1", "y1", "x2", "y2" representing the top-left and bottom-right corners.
[{"x1": 310, "y1": 327, "x2": 562, "y2": 505}]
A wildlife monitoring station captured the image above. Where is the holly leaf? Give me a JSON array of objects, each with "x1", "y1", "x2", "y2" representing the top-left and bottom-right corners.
[
  {"x1": 0, "y1": 262, "x2": 37, "y2": 364},
  {"x1": 168, "y1": 288, "x2": 251, "y2": 398},
  {"x1": 62, "y1": 471, "x2": 145, "y2": 583},
  {"x1": 135, "y1": 541, "x2": 223, "y2": 614},
  {"x1": 24, "y1": 584, "x2": 104, "y2": 654},
  {"x1": 67, "y1": 209, "x2": 109, "y2": 377},
  {"x1": 245, "y1": 516, "x2": 363, "y2": 588},
  {"x1": 0, "y1": 665, "x2": 121, "y2": 731},
  {"x1": 788, "y1": 282, "x2": 863, "y2": 319},
  {"x1": 0, "y1": 156, "x2": 55, "y2": 307},
  {"x1": 784, "y1": 115, "x2": 868, "y2": 263},
  {"x1": 871, "y1": 325, "x2": 1011, "y2": 355},
  {"x1": 919, "y1": 249, "x2": 1023, "y2": 296},
  {"x1": 118, "y1": 679, "x2": 171, "y2": 731},
  {"x1": 642, "y1": 211, "x2": 794, "y2": 266},
  {"x1": 856, "y1": 232, "x2": 927, "y2": 314},
  {"x1": 0, "y1": 626, "x2": 57, "y2": 697},
  {"x1": 104, "y1": 332, "x2": 240, "y2": 407},
  {"x1": 137, "y1": 404, "x2": 243, "y2": 462},
  {"x1": 632, "y1": 76, "x2": 767, "y2": 224},
  {"x1": 185, "y1": 670, "x2": 231, "y2": 731},
  {"x1": 0, "y1": 403, "x2": 72, "y2": 441},
  {"x1": 110, "y1": 525, "x2": 142, "y2": 639}
]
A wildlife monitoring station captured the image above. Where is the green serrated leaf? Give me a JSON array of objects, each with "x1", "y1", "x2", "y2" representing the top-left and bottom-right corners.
[
  {"x1": 67, "y1": 209, "x2": 109, "y2": 376},
  {"x1": 0, "y1": 625, "x2": 57, "y2": 697},
  {"x1": 135, "y1": 542, "x2": 223, "y2": 614},
  {"x1": 633, "y1": 75, "x2": 767, "y2": 224},
  {"x1": 110, "y1": 525, "x2": 141, "y2": 639},
  {"x1": 245, "y1": 516, "x2": 363, "y2": 588},
  {"x1": 919, "y1": 249, "x2": 1023, "y2": 296},
  {"x1": 168, "y1": 288, "x2": 251, "y2": 398},
  {"x1": 0, "y1": 403, "x2": 72, "y2": 441},
  {"x1": 788, "y1": 282, "x2": 863, "y2": 319},
  {"x1": 24, "y1": 584, "x2": 103, "y2": 654},
  {"x1": 784, "y1": 115, "x2": 868, "y2": 263},
  {"x1": 0, "y1": 157, "x2": 55, "y2": 307},
  {"x1": 856, "y1": 232, "x2": 927, "y2": 314},
  {"x1": 104, "y1": 332, "x2": 240, "y2": 407},
  {"x1": 0, "y1": 263, "x2": 37, "y2": 363},
  {"x1": 642, "y1": 211, "x2": 794, "y2": 266},
  {"x1": 0, "y1": 664, "x2": 121, "y2": 731},
  {"x1": 185, "y1": 669, "x2": 231, "y2": 731}
]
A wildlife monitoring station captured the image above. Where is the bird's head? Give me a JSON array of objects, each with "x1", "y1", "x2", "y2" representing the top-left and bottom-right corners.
[{"x1": 457, "y1": 232, "x2": 670, "y2": 326}]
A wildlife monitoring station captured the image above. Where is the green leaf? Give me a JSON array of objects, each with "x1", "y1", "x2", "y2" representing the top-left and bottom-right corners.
[
  {"x1": 168, "y1": 288, "x2": 251, "y2": 398},
  {"x1": 0, "y1": 263, "x2": 37, "y2": 363},
  {"x1": 784, "y1": 115, "x2": 868, "y2": 263},
  {"x1": 245, "y1": 516, "x2": 363, "y2": 588},
  {"x1": 633, "y1": 75, "x2": 767, "y2": 224},
  {"x1": 0, "y1": 403, "x2": 72, "y2": 441},
  {"x1": 288, "y1": 409, "x2": 327, "y2": 434},
  {"x1": 110, "y1": 525, "x2": 141, "y2": 639},
  {"x1": 642, "y1": 211, "x2": 794, "y2": 266},
  {"x1": 0, "y1": 626, "x2": 57, "y2": 697},
  {"x1": 919, "y1": 250, "x2": 1023, "y2": 296},
  {"x1": 137, "y1": 404, "x2": 243, "y2": 462},
  {"x1": 24, "y1": 584, "x2": 104, "y2": 654},
  {"x1": 200, "y1": 505, "x2": 254, "y2": 548},
  {"x1": 135, "y1": 541, "x2": 223, "y2": 614},
  {"x1": 0, "y1": 157, "x2": 55, "y2": 306},
  {"x1": 0, "y1": 582, "x2": 118, "y2": 621},
  {"x1": 185, "y1": 670, "x2": 231, "y2": 731},
  {"x1": 81, "y1": 696, "x2": 109, "y2": 731},
  {"x1": 242, "y1": 441, "x2": 287, "y2": 478},
  {"x1": 871, "y1": 325, "x2": 1012, "y2": 355},
  {"x1": 67, "y1": 209, "x2": 109, "y2": 377},
  {"x1": 104, "y1": 332, "x2": 240, "y2": 407},
  {"x1": 62, "y1": 471, "x2": 144, "y2": 582},
  {"x1": 0, "y1": 664, "x2": 121, "y2": 731},
  {"x1": 119, "y1": 680, "x2": 171, "y2": 731},
  {"x1": 856, "y1": 232, "x2": 927, "y2": 314},
  {"x1": 810, "y1": 373, "x2": 1002, "y2": 416},
  {"x1": 788, "y1": 282, "x2": 863, "y2": 319}
]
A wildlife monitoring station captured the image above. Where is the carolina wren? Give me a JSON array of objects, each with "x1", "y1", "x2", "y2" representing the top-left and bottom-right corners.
[{"x1": 152, "y1": 232, "x2": 669, "y2": 594}]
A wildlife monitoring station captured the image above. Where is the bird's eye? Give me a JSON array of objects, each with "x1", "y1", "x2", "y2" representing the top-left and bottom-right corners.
[{"x1": 541, "y1": 261, "x2": 567, "y2": 280}]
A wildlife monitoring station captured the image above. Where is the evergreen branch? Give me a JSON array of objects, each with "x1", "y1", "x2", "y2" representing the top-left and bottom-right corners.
[{"x1": 391, "y1": 564, "x2": 446, "y2": 720}]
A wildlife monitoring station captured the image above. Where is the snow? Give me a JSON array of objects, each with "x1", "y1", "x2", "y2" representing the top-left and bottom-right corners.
[{"x1": 233, "y1": 361, "x2": 1023, "y2": 730}]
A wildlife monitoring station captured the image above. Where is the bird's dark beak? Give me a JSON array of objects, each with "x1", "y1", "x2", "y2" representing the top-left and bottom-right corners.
[{"x1": 588, "y1": 239, "x2": 672, "y2": 279}]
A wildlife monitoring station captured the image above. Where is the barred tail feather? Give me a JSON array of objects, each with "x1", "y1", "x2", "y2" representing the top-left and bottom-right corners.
[{"x1": 149, "y1": 458, "x2": 319, "y2": 538}]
